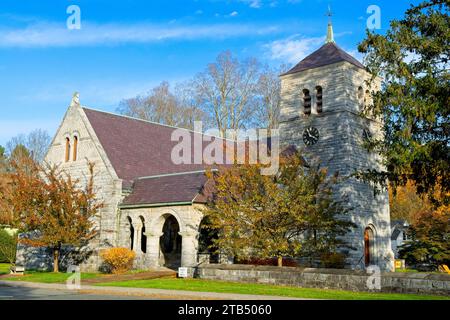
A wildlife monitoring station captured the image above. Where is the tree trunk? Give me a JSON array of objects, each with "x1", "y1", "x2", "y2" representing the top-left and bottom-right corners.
[
  {"x1": 277, "y1": 256, "x2": 283, "y2": 267},
  {"x1": 53, "y1": 248, "x2": 60, "y2": 273}
]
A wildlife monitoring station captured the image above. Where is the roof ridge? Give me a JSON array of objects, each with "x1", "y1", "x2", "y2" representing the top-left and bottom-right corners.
[
  {"x1": 136, "y1": 170, "x2": 215, "y2": 180},
  {"x1": 82, "y1": 106, "x2": 231, "y2": 141},
  {"x1": 281, "y1": 42, "x2": 365, "y2": 76}
]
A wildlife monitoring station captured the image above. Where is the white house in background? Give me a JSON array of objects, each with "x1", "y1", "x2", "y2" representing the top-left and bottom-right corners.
[{"x1": 390, "y1": 220, "x2": 410, "y2": 258}]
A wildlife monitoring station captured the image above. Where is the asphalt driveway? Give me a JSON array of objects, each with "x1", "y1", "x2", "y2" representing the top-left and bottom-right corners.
[{"x1": 0, "y1": 285, "x2": 157, "y2": 300}]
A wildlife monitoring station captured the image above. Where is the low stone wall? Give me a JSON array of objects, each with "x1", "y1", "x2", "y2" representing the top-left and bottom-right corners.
[{"x1": 194, "y1": 264, "x2": 450, "y2": 296}]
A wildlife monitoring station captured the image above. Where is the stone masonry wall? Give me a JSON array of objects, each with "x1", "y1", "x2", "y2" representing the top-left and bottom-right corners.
[
  {"x1": 196, "y1": 264, "x2": 450, "y2": 296},
  {"x1": 15, "y1": 104, "x2": 124, "y2": 272},
  {"x1": 279, "y1": 61, "x2": 394, "y2": 271}
]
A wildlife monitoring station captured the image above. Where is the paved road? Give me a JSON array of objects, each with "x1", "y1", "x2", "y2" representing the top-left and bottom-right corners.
[
  {"x1": 0, "y1": 285, "x2": 157, "y2": 300},
  {"x1": 0, "y1": 280, "x2": 306, "y2": 300}
]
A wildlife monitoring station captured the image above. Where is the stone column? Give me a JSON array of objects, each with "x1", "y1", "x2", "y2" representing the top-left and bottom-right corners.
[
  {"x1": 180, "y1": 231, "x2": 198, "y2": 267},
  {"x1": 144, "y1": 232, "x2": 162, "y2": 268}
]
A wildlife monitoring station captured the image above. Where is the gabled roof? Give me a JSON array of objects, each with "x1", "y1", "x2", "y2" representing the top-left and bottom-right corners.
[
  {"x1": 121, "y1": 171, "x2": 209, "y2": 207},
  {"x1": 83, "y1": 108, "x2": 222, "y2": 188},
  {"x1": 282, "y1": 42, "x2": 365, "y2": 76}
]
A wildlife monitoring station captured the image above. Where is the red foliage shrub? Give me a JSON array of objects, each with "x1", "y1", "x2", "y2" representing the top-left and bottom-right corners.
[{"x1": 236, "y1": 257, "x2": 298, "y2": 267}]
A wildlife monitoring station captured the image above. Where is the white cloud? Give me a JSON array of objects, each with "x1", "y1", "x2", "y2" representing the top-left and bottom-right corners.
[
  {"x1": 265, "y1": 34, "x2": 324, "y2": 64},
  {"x1": 249, "y1": 0, "x2": 262, "y2": 8},
  {"x1": 229, "y1": 11, "x2": 239, "y2": 17},
  {"x1": 0, "y1": 21, "x2": 282, "y2": 48}
]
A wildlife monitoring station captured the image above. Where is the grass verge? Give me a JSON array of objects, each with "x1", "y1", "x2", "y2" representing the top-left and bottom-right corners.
[
  {"x1": 95, "y1": 277, "x2": 450, "y2": 300},
  {"x1": 0, "y1": 263, "x2": 10, "y2": 275}
]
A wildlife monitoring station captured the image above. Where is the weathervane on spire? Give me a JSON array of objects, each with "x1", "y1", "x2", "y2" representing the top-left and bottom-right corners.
[{"x1": 325, "y1": 5, "x2": 335, "y2": 44}]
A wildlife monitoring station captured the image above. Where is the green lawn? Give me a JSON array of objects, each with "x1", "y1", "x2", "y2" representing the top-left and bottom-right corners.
[
  {"x1": 1, "y1": 265, "x2": 447, "y2": 300},
  {"x1": 0, "y1": 263, "x2": 10, "y2": 275},
  {"x1": 96, "y1": 277, "x2": 450, "y2": 300},
  {"x1": 2, "y1": 270, "x2": 100, "y2": 283}
]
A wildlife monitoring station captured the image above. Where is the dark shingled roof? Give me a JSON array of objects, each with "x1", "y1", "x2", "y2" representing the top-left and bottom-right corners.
[
  {"x1": 83, "y1": 108, "x2": 219, "y2": 188},
  {"x1": 121, "y1": 171, "x2": 209, "y2": 206},
  {"x1": 282, "y1": 42, "x2": 365, "y2": 76},
  {"x1": 83, "y1": 108, "x2": 308, "y2": 206},
  {"x1": 391, "y1": 228, "x2": 402, "y2": 241}
]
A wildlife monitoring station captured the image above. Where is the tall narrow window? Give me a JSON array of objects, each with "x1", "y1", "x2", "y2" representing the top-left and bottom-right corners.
[
  {"x1": 358, "y1": 86, "x2": 364, "y2": 108},
  {"x1": 316, "y1": 86, "x2": 323, "y2": 113},
  {"x1": 73, "y1": 136, "x2": 78, "y2": 161},
  {"x1": 65, "y1": 138, "x2": 71, "y2": 162},
  {"x1": 364, "y1": 227, "x2": 374, "y2": 267},
  {"x1": 364, "y1": 90, "x2": 371, "y2": 107},
  {"x1": 303, "y1": 89, "x2": 311, "y2": 115}
]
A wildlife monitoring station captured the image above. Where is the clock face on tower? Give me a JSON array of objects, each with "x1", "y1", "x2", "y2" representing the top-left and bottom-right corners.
[{"x1": 303, "y1": 127, "x2": 320, "y2": 146}]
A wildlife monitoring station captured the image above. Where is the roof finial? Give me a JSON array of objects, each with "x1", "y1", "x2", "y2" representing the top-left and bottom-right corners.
[
  {"x1": 325, "y1": 5, "x2": 335, "y2": 44},
  {"x1": 70, "y1": 91, "x2": 80, "y2": 107}
]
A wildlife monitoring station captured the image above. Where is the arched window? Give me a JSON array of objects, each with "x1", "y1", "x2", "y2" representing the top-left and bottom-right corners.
[
  {"x1": 303, "y1": 89, "x2": 311, "y2": 115},
  {"x1": 65, "y1": 138, "x2": 71, "y2": 162},
  {"x1": 358, "y1": 86, "x2": 364, "y2": 107},
  {"x1": 73, "y1": 136, "x2": 78, "y2": 161},
  {"x1": 140, "y1": 216, "x2": 147, "y2": 254},
  {"x1": 364, "y1": 90, "x2": 371, "y2": 108},
  {"x1": 316, "y1": 86, "x2": 323, "y2": 113}
]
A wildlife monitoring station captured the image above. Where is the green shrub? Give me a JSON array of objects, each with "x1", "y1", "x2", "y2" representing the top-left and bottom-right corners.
[{"x1": 0, "y1": 229, "x2": 18, "y2": 264}]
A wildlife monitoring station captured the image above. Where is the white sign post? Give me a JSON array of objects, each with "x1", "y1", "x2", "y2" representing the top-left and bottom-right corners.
[{"x1": 178, "y1": 267, "x2": 189, "y2": 278}]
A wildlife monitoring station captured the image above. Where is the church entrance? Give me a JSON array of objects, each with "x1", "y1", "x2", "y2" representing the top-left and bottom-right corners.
[{"x1": 160, "y1": 215, "x2": 182, "y2": 269}]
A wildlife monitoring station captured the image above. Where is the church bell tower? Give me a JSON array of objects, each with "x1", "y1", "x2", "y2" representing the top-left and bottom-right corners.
[{"x1": 279, "y1": 14, "x2": 395, "y2": 272}]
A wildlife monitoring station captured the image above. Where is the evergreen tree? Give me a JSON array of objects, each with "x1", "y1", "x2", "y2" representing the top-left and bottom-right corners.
[{"x1": 358, "y1": 0, "x2": 449, "y2": 205}]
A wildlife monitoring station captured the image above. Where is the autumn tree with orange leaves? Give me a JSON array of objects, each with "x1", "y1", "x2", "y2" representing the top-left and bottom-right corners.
[
  {"x1": 0, "y1": 157, "x2": 102, "y2": 272},
  {"x1": 389, "y1": 181, "x2": 431, "y2": 223}
]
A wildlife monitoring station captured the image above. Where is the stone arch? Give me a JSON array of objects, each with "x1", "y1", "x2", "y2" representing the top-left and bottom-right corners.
[
  {"x1": 149, "y1": 212, "x2": 185, "y2": 269},
  {"x1": 149, "y1": 210, "x2": 186, "y2": 235}
]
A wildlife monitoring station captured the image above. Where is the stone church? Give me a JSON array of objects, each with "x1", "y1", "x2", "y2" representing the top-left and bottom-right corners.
[{"x1": 18, "y1": 22, "x2": 394, "y2": 272}]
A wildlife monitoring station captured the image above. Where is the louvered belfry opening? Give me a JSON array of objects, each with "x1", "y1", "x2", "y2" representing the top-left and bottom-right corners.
[
  {"x1": 303, "y1": 89, "x2": 311, "y2": 115},
  {"x1": 316, "y1": 86, "x2": 323, "y2": 113}
]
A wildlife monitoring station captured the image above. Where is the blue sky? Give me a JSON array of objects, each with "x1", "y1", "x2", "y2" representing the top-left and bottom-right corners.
[{"x1": 0, "y1": 0, "x2": 419, "y2": 145}]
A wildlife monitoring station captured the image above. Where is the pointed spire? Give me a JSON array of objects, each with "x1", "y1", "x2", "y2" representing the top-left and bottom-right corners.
[
  {"x1": 70, "y1": 91, "x2": 80, "y2": 107},
  {"x1": 325, "y1": 5, "x2": 335, "y2": 44}
]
